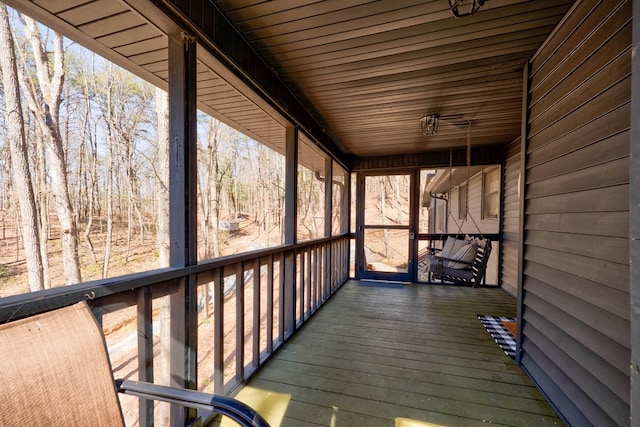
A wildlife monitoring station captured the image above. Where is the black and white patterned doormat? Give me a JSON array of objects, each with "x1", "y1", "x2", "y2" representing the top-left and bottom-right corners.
[{"x1": 478, "y1": 315, "x2": 517, "y2": 359}]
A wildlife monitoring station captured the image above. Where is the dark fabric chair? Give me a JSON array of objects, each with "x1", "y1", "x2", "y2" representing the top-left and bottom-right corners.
[{"x1": 0, "y1": 301, "x2": 269, "y2": 427}]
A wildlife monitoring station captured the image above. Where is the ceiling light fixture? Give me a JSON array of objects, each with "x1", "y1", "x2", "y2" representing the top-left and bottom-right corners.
[
  {"x1": 448, "y1": 0, "x2": 484, "y2": 18},
  {"x1": 420, "y1": 114, "x2": 439, "y2": 135}
]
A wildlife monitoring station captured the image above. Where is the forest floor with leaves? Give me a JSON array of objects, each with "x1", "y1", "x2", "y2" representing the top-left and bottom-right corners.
[
  {"x1": 0, "y1": 212, "x2": 275, "y2": 426},
  {"x1": 0, "y1": 212, "x2": 160, "y2": 297}
]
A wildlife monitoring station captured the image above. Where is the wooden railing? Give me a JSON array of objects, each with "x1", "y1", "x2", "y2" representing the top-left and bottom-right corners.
[{"x1": 0, "y1": 234, "x2": 350, "y2": 425}]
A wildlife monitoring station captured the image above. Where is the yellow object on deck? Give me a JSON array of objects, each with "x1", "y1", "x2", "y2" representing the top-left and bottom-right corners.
[
  {"x1": 220, "y1": 386, "x2": 290, "y2": 427},
  {"x1": 396, "y1": 418, "x2": 446, "y2": 427}
]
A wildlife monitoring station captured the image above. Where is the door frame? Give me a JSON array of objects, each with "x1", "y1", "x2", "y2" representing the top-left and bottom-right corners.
[{"x1": 355, "y1": 170, "x2": 419, "y2": 282}]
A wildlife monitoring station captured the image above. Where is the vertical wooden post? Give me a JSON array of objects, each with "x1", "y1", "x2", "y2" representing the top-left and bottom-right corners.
[
  {"x1": 497, "y1": 154, "x2": 506, "y2": 289},
  {"x1": 630, "y1": 0, "x2": 640, "y2": 422},
  {"x1": 235, "y1": 262, "x2": 244, "y2": 383},
  {"x1": 266, "y1": 256, "x2": 274, "y2": 354},
  {"x1": 306, "y1": 249, "x2": 312, "y2": 314},
  {"x1": 283, "y1": 126, "x2": 297, "y2": 338},
  {"x1": 355, "y1": 173, "x2": 365, "y2": 278},
  {"x1": 324, "y1": 157, "x2": 332, "y2": 300},
  {"x1": 284, "y1": 125, "x2": 297, "y2": 245},
  {"x1": 410, "y1": 170, "x2": 419, "y2": 283},
  {"x1": 312, "y1": 246, "x2": 318, "y2": 310},
  {"x1": 347, "y1": 172, "x2": 353, "y2": 281},
  {"x1": 168, "y1": 31, "x2": 198, "y2": 425},
  {"x1": 299, "y1": 248, "x2": 305, "y2": 321},
  {"x1": 515, "y1": 62, "x2": 530, "y2": 366},
  {"x1": 278, "y1": 252, "x2": 286, "y2": 342},
  {"x1": 325, "y1": 158, "x2": 333, "y2": 238},
  {"x1": 252, "y1": 258, "x2": 261, "y2": 371},
  {"x1": 213, "y1": 268, "x2": 224, "y2": 394},
  {"x1": 137, "y1": 287, "x2": 153, "y2": 427}
]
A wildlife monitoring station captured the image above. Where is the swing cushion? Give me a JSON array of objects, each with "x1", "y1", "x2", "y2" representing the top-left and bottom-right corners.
[
  {"x1": 446, "y1": 241, "x2": 478, "y2": 269},
  {"x1": 441, "y1": 237, "x2": 469, "y2": 258}
]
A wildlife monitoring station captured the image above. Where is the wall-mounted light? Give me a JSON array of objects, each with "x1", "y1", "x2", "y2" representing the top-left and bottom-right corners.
[
  {"x1": 421, "y1": 114, "x2": 439, "y2": 135},
  {"x1": 449, "y1": 0, "x2": 484, "y2": 18}
]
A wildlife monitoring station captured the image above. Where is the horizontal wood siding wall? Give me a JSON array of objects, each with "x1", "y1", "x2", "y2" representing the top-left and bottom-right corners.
[
  {"x1": 501, "y1": 139, "x2": 521, "y2": 297},
  {"x1": 522, "y1": 0, "x2": 631, "y2": 425},
  {"x1": 449, "y1": 171, "x2": 500, "y2": 236}
]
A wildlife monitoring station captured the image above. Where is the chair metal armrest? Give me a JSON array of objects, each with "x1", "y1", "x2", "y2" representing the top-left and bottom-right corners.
[
  {"x1": 116, "y1": 379, "x2": 270, "y2": 427},
  {"x1": 429, "y1": 248, "x2": 442, "y2": 256}
]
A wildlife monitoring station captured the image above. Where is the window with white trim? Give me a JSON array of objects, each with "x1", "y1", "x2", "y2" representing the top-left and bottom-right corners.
[
  {"x1": 458, "y1": 184, "x2": 468, "y2": 220},
  {"x1": 483, "y1": 167, "x2": 500, "y2": 219}
]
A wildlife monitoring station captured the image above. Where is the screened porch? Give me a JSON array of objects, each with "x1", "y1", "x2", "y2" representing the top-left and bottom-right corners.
[{"x1": 0, "y1": 1, "x2": 636, "y2": 426}]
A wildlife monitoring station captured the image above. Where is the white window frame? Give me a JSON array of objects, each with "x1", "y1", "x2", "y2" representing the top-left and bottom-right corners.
[{"x1": 482, "y1": 167, "x2": 500, "y2": 220}]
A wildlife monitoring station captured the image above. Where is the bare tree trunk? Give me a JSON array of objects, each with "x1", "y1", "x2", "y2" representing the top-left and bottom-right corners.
[
  {"x1": 124, "y1": 137, "x2": 133, "y2": 261},
  {"x1": 0, "y1": 5, "x2": 44, "y2": 292},
  {"x1": 83, "y1": 159, "x2": 98, "y2": 266},
  {"x1": 135, "y1": 199, "x2": 145, "y2": 246},
  {"x1": 394, "y1": 175, "x2": 402, "y2": 223},
  {"x1": 14, "y1": 206, "x2": 20, "y2": 263},
  {"x1": 80, "y1": 72, "x2": 97, "y2": 265},
  {"x1": 155, "y1": 88, "x2": 171, "y2": 425},
  {"x1": 198, "y1": 144, "x2": 211, "y2": 260},
  {"x1": 208, "y1": 118, "x2": 222, "y2": 258},
  {"x1": 156, "y1": 88, "x2": 170, "y2": 267},
  {"x1": 102, "y1": 131, "x2": 113, "y2": 279},
  {"x1": 196, "y1": 168, "x2": 212, "y2": 316},
  {"x1": 124, "y1": 141, "x2": 146, "y2": 257},
  {"x1": 23, "y1": 15, "x2": 81, "y2": 285},
  {"x1": 34, "y1": 123, "x2": 50, "y2": 287},
  {"x1": 126, "y1": 166, "x2": 132, "y2": 261},
  {"x1": 310, "y1": 175, "x2": 319, "y2": 238},
  {"x1": 102, "y1": 81, "x2": 114, "y2": 279},
  {"x1": 380, "y1": 177, "x2": 389, "y2": 257},
  {"x1": 198, "y1": 177, "x2": 210, "y2": 259}
]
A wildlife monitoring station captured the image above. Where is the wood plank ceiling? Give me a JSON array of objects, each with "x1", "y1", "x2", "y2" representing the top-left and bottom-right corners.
[
  {"x1": 214, "y1": 0, "x2": 575, "y2": 157},
  {"x1": 5, "y1": 0, "x2": 575, "y2": 159}
]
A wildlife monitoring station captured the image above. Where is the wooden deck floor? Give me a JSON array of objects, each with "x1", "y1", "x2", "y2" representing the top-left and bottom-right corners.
[{"x1": 229, "y1": 281, "x2": 563, "y2": 427}]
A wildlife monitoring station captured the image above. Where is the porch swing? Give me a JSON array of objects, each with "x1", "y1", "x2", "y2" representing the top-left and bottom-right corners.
[{"x1": 426, "y1": 123, "x2": 492, "y2": 287}]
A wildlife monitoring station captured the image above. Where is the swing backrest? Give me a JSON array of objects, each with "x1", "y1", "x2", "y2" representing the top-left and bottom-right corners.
[
  {"x1": 437, "y1": 238, "x2": 491, "y2": 287},
  {"x1": 470, "y1": 239, "x2": 491, "y2": 286}
]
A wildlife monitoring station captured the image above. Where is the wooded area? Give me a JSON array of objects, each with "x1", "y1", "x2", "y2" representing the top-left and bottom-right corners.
[{"x1": 0, "y1": 6, "x2": 290, "y2": 297}]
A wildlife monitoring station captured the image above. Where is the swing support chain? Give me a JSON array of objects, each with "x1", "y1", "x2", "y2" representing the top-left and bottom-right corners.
[
  {"x1": 465, "y1": 122, "x2": 484, "y2": 238},
  {"x1": 447, "y1": 122, "x2": 484, "y2": 239}
]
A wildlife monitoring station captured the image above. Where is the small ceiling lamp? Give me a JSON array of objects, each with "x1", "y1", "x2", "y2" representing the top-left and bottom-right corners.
[
  {"x1": 420, "y1": 114, "x2": 439, "y2": 135},
  {"x1": 448, "y1": 0, "x2": 484, "y2": 18}
]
